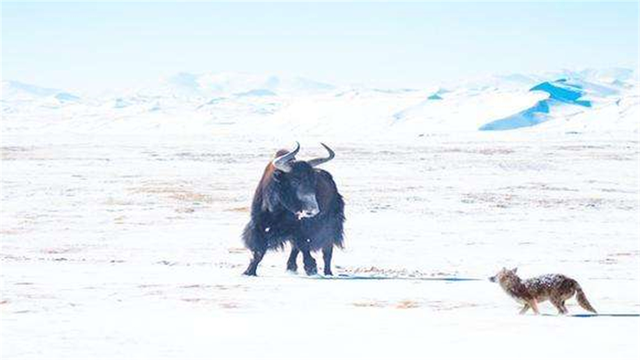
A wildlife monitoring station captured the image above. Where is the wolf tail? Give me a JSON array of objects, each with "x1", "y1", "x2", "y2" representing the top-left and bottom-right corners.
[{"x1": 575, "y1": 283, "x2": 597, "y2": 313}]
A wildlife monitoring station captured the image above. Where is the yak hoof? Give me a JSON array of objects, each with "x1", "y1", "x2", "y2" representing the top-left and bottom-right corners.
[
  {"x1": 305, "y1": 264, "x2": 318, "y2": 276},
  {"x1": 324, "y1": 269, "x2": 333, "y2": 276},
  {"x1": 243, "y1": 269, "x2": 258, "y2": 276},
  {"x1": 286, "y1": 263, "x2": 298, "y2": 273}
]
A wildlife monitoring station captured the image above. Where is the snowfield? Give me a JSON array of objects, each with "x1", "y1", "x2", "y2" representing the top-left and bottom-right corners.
[{"x1": 1, "y1": 69, "x2": 639, "y2": 359}]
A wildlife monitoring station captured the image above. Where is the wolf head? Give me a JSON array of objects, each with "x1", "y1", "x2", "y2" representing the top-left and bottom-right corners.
[{"x1": 488, "y1": 267, "x2": 518, "y2": 283}]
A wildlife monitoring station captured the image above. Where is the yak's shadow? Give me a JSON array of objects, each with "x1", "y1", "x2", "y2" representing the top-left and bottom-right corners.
[{"x1": 310, "y1": 274, "x2": 482, "y2": 282}]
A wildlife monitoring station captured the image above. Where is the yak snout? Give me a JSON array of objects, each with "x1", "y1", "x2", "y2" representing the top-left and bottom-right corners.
[
  {"x1": 297, "y1": 209, "x2": 319, "y2": 220},
  {"x1": 296, "y1": 193, "x2": 320, "y2": 220}
]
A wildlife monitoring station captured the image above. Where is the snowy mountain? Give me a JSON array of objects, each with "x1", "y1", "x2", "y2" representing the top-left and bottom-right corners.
[
  {"x1": 2, "y1": 80, "x2": 80, "y2": 105},
  {"x1": 2, "y1": 68, "x2": 637, "y2": 136},
  {"x1": 155, "y1": 72, "x2": 335, "y2": 98},
  {"x1": 478, "y1": 77, "x2": 625, "y2": 131}
]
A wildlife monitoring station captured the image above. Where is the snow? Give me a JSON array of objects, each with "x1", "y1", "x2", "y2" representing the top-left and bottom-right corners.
[
  {"x1": 530, "y1": 80, "x2": 592, "y2": 106},
  {"x1": 479, "y1": 99, "x2": 552, "y2": 131},
  {"x1": 1, "y1": 68, "x2": 639, "y2": 360}
]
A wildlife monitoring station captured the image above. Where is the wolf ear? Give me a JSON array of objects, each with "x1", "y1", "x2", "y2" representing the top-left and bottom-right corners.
[{"x1": 512, "y1": 267, "x2": 518, "y2": 273}]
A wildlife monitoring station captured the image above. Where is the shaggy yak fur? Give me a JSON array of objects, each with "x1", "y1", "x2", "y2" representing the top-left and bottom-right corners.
[{"x1": 242, "y1": 144, "x2": 345, "y2": 276}]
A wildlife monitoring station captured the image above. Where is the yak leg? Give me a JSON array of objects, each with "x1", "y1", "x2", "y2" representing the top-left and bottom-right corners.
[
  {"x1": 322, "y1": 245, "x2": 334, "y2": 276},
  {"x1": 301, "y1": 249, "x2": 318, "y2": 276},
  {"x1": 286, "y1": 246, "x2": 299, "y2": 273},
  {"x1": 243, "y1": 248, "x2": 265, "y2": 276}
]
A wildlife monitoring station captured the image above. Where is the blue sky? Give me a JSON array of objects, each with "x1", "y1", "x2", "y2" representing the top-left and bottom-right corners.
[{"x1": 2, "y1": 2, "x2": 638, "y2": 93}]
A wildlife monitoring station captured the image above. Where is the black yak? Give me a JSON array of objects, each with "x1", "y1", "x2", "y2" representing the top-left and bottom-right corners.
[{"x1": 242, "y1": 142, "x2": 345, "y2": 276}]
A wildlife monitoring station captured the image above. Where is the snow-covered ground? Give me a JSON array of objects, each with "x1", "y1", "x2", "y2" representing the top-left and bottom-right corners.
[{"x1": 1, "y1": 69, "x2": 639, "y2": 359}]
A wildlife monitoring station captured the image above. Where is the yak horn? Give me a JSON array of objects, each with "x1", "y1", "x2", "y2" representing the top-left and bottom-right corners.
[
  {"x1": 272, "y1": 142, "x2": 300, "y2": 172},
  {"x1": 308, "y1": 143, "x2": 335, "y2": 167}
]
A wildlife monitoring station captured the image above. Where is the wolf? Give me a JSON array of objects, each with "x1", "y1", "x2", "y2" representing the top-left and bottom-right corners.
[{"x1": 489, "y1": 267, "x2": 597, "y2": 315}]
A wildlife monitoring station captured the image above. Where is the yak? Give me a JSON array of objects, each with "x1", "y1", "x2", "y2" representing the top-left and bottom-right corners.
[{"x1": 242, "y1": 142, "x2": 345, "y2": 276}]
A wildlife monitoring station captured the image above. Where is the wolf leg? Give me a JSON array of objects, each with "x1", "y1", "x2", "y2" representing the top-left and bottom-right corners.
[
  {"x1": 560, "y1": 300, "x2": 569, "y2": 314},
  {"x1": 519, "y1": 304, "x2": 530, "y2": 315},
  {"x1": 551, "y1": 296, "x2": 568, "y2": 315},
  {"x1": 529, "y1": 299, "x2": 540, "y2": 315}
]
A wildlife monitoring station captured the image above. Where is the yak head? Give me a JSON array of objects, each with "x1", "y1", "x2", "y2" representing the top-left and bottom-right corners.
[{"x1": 271, "y1": 142, "x2": 335, "y2": 220}]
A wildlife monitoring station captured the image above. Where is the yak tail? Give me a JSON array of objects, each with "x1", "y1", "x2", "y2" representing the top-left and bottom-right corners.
[{"x1": 575, "y1": 283, "x2": 597, "y2": 314}]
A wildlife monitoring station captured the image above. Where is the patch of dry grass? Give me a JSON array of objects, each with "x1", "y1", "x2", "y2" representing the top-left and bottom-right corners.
[
  {"x1": 129, "y1": 184, "x2": 215, "y2": 204},
  {"x1": 395, "y1": 300, "x2": 421, "y2": 309},
  {"x1": 353, "y1": 300, "x2": 387, "y2": 308}
]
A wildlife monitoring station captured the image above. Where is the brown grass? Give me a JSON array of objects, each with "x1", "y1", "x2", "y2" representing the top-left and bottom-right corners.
[
  {"x1": 41, "y1": 248, "x2": 80, "y2": 254},
  {"x1": 228, "y1": 247, "x2": 247, "y2": 254},
  {"x1": 181, "y1": 298, "x2": 204, "y2": 303},
  {"x1": 219, "y1": 302, "x2": 240, "y2": 309},
  {"x1": 103, "y1": 198, "x2": 136, "y2": 206},
  {"x1": 129, "y1": 185, "x2": 215, "y2": 204},
  {"x1": 0, "y1": 228, "x2": 29, "y2": 235},
  {"x1": 113, "y1": 215, "x2": 127, "y2": 224},
  {"x1": 353, "y1": 301, "x2": 387, "y2": 308},
  {"x1": 169, "y1": 192, "x2": 213, "y2": 203},
  {"x1": 395, "y1": 300, "x2": 421, "y2": 309}
]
